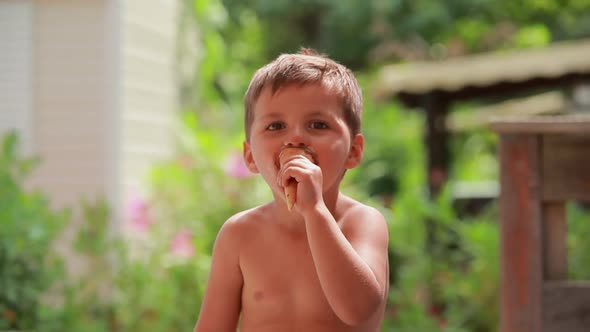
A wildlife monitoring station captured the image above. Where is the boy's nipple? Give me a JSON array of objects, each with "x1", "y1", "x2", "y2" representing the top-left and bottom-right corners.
[{"x1": 254, "y1": 290, "x2": 264, "y2": 302}]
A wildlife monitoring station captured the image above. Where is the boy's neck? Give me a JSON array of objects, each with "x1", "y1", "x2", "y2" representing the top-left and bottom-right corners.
[{"x1": 271, "y1": 188, "x2": 343, "y2": 231}]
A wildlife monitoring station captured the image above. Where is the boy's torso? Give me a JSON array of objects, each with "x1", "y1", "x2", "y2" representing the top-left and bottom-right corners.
[{"x1": 235, "y1": 202, "x2": 384, "y2": 332}]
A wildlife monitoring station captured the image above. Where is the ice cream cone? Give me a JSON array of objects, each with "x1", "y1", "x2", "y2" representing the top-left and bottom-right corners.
[{"x1": 279, "y1": 147, "x2": 314, "y2": 211}]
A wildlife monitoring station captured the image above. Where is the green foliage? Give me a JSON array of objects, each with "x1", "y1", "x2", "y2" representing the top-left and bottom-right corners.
[
  {"x1": 0, "y1": 131, "x2": 219, "y2": 332},
  {"x1": 568, "y1": 203, "x2": 590, "y2": 280},
  {"x1": 108, "y1": 221, "x2": 209, "y2": 330},
  {"x1": 441, "y1": 210, "x2": 500, "y2": 332},
  {"x1": 450, "y1": 130, "x2": 498, "y2": 182},
  {"x1": 220, "y1": 0, "x2": 590, "y2": 68},
  {"x1": 0, "y1": 131, "x2": 70, "y2": 330},
  {"x1": 347, "y1": 86, "x2": 426, "y2": 202},
  {"x1": 382, "y1": 177, "x2": 501, "y2": 332},
  {"x1": 34, "y1": 195, "x2": 213, "y2": 332},
  {"x1": 181, "y1": 0, "x2": 265, "y2": 133},
  {"x1": 148, "y1": 112, "x2": 271, "y2": 254},
  {"x1": 52, "y1": 199, "x2": 118, "y2": 332}
]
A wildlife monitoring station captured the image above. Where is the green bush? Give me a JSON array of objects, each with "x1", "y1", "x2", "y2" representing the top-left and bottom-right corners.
[
  {"x1": 568, "y1": 203, "x2": 590, "y2": 280},
  {"x1": 0, "y1": 131, "x2": 70, "y2": 330}
]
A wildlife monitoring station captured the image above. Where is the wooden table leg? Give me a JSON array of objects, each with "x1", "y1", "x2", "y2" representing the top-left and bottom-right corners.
[
  {"x1": 542, "y1": 202, "x2": 567, "y2": 280},
  {"x1": 499, "y1": 134, "x2": 543, "y2": 332}
]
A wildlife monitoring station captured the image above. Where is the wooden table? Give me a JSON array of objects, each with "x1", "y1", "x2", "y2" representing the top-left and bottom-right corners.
[{"x1": 490, "y1": 114, "x2": 590, "y2": 332}]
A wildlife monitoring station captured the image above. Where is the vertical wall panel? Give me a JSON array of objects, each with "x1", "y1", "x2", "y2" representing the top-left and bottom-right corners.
[{"x1": 0, "y1": 0, "x2": 34, "y2": 153}]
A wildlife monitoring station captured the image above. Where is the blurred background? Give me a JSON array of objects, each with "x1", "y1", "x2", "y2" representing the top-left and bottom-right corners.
[{"x1": 1, "y1": 0, "x2": 590, "y2": 331}]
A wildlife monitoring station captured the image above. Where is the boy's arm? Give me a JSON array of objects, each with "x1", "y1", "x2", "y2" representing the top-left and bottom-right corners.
[
  {"x1": 194, "y1": 218, "x2": 243, "y2": 332},
  {"x1": 303, "y1": 204, "x2": 389, "y2": 326}
]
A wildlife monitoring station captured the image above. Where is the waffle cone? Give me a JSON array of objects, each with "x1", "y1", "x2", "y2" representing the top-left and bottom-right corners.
[{"x1": 279, "y1": 147, "x2": 314, "y2": 211}]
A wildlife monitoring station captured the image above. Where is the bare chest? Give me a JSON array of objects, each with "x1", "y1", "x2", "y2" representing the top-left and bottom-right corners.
[{"x1": 238, "y1": 228, "x2": 341, "y2": 325}]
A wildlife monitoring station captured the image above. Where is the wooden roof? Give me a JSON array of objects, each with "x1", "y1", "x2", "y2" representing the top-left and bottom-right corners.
[
  {"x1": 376, "y1": 39, "x2": 590, "y2": 103},
  {"x1": 447, "y1": 91, "x2": 568, "y2": 131}
]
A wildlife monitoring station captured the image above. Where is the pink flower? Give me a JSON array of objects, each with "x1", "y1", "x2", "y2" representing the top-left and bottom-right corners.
[
  {"x1": 177, "y1": 153, "x2": 193, "y2": 169},
  {"x1": 126, "y1": 194, "x2": 151, "y2": 232},
  {"x1": 224, "y1": 151, "x2": 253, "y2": 179},
  {"x1": 170, "y1": 230, "x2": 195, "y2": 258}
]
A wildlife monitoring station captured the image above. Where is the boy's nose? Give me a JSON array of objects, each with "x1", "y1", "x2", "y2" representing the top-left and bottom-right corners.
[{"x1": 284, "y1": 126, "x2": 308, "y2": 147}]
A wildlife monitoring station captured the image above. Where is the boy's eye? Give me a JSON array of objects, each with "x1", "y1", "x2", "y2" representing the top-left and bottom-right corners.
[
  {"x1": 266, "y1": 122, "x2": 285, "y2": 131},
  {"x1": 309, "y1": 121, "x2": 328, "y2": 129}
]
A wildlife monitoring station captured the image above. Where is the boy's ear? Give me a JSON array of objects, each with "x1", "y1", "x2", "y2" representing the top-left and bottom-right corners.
[
  {"x1": 243, "y1": 140, "x2": 259, "y2": 174},
  {"x1": 345, "y1": 133, "x2": 364, "y2": 169}
]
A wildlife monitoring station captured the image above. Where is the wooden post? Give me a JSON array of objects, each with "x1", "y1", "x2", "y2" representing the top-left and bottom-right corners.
[
  {"x1": 424, "y1": 92, "x2": 450, "y2": 198},
  {"x1": 498, "y1": 134, "x2": 543, "y2": 332},
  {"x1": 422, "y1": 92, "x2": 450, "y2": 315}
]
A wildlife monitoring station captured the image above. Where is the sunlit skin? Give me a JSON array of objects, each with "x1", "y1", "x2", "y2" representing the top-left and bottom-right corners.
[{"x1": 194, "y1": 83, "x2": 390, "y2": 332}]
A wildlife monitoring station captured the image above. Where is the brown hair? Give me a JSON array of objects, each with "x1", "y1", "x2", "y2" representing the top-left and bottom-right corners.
[{"x1": 243, "y1": 48, "x2": 363, "y2": 140}]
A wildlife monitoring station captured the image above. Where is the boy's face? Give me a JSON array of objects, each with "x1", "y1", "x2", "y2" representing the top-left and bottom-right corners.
[{"x1": 243, "y1": 83, "x2": 364, "y2": 197}]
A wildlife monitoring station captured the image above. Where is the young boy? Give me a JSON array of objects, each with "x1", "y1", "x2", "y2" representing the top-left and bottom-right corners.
[{"x1": 194, "y1": 49, "x2": 390, "y2": 332}]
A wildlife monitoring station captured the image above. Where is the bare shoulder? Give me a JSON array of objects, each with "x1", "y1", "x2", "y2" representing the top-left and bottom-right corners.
[
  {"x1": 215, "y1": 204, "x2": 270, "y2": 249},
  {"x1": 339, "y1": 196, "x2": 389, "y2": 237},
  {"x1": 219, "y1": 206, "x2": 264, "y2": 239}
]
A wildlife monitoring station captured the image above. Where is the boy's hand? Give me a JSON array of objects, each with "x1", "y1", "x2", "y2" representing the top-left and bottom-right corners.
[{"x1": 278, "y1": 147, "x2": 323, "y2": 213}]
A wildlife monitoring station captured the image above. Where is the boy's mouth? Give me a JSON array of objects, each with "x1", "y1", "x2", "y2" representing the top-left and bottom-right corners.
[
  {"x1": 276, "y1": 146, "x2": 316, "y2": 169},
  {"x1": 276, "y1": 146, "x2": 316, "y2": 211}
]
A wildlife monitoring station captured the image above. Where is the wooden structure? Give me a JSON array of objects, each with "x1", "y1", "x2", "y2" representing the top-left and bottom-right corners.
[
  {"x1": 376, "y1": 39, "x2": 590, "y2": 197},
  {"x1": 490, "y1": 114, "x2": 590, "y2": 332}
]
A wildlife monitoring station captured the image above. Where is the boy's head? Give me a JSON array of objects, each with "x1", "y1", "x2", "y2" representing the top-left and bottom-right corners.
[{"x1": 244, "y1": 49, "x2": 363, "y2": 141}]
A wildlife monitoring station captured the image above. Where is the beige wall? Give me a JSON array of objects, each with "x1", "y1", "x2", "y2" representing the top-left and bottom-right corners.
[
  {"x1": 119, "y1": 0, "x2": 179, "y2": 212},
  {"x1": 0, "y1": 0, "x2": 34, "y2": 153},
  {"x1": 29, "y1": 0, "x2": 115, "y2": 210},
  {"x1": 1, "y1": 0, "x2": 181, "y2": 227}
]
